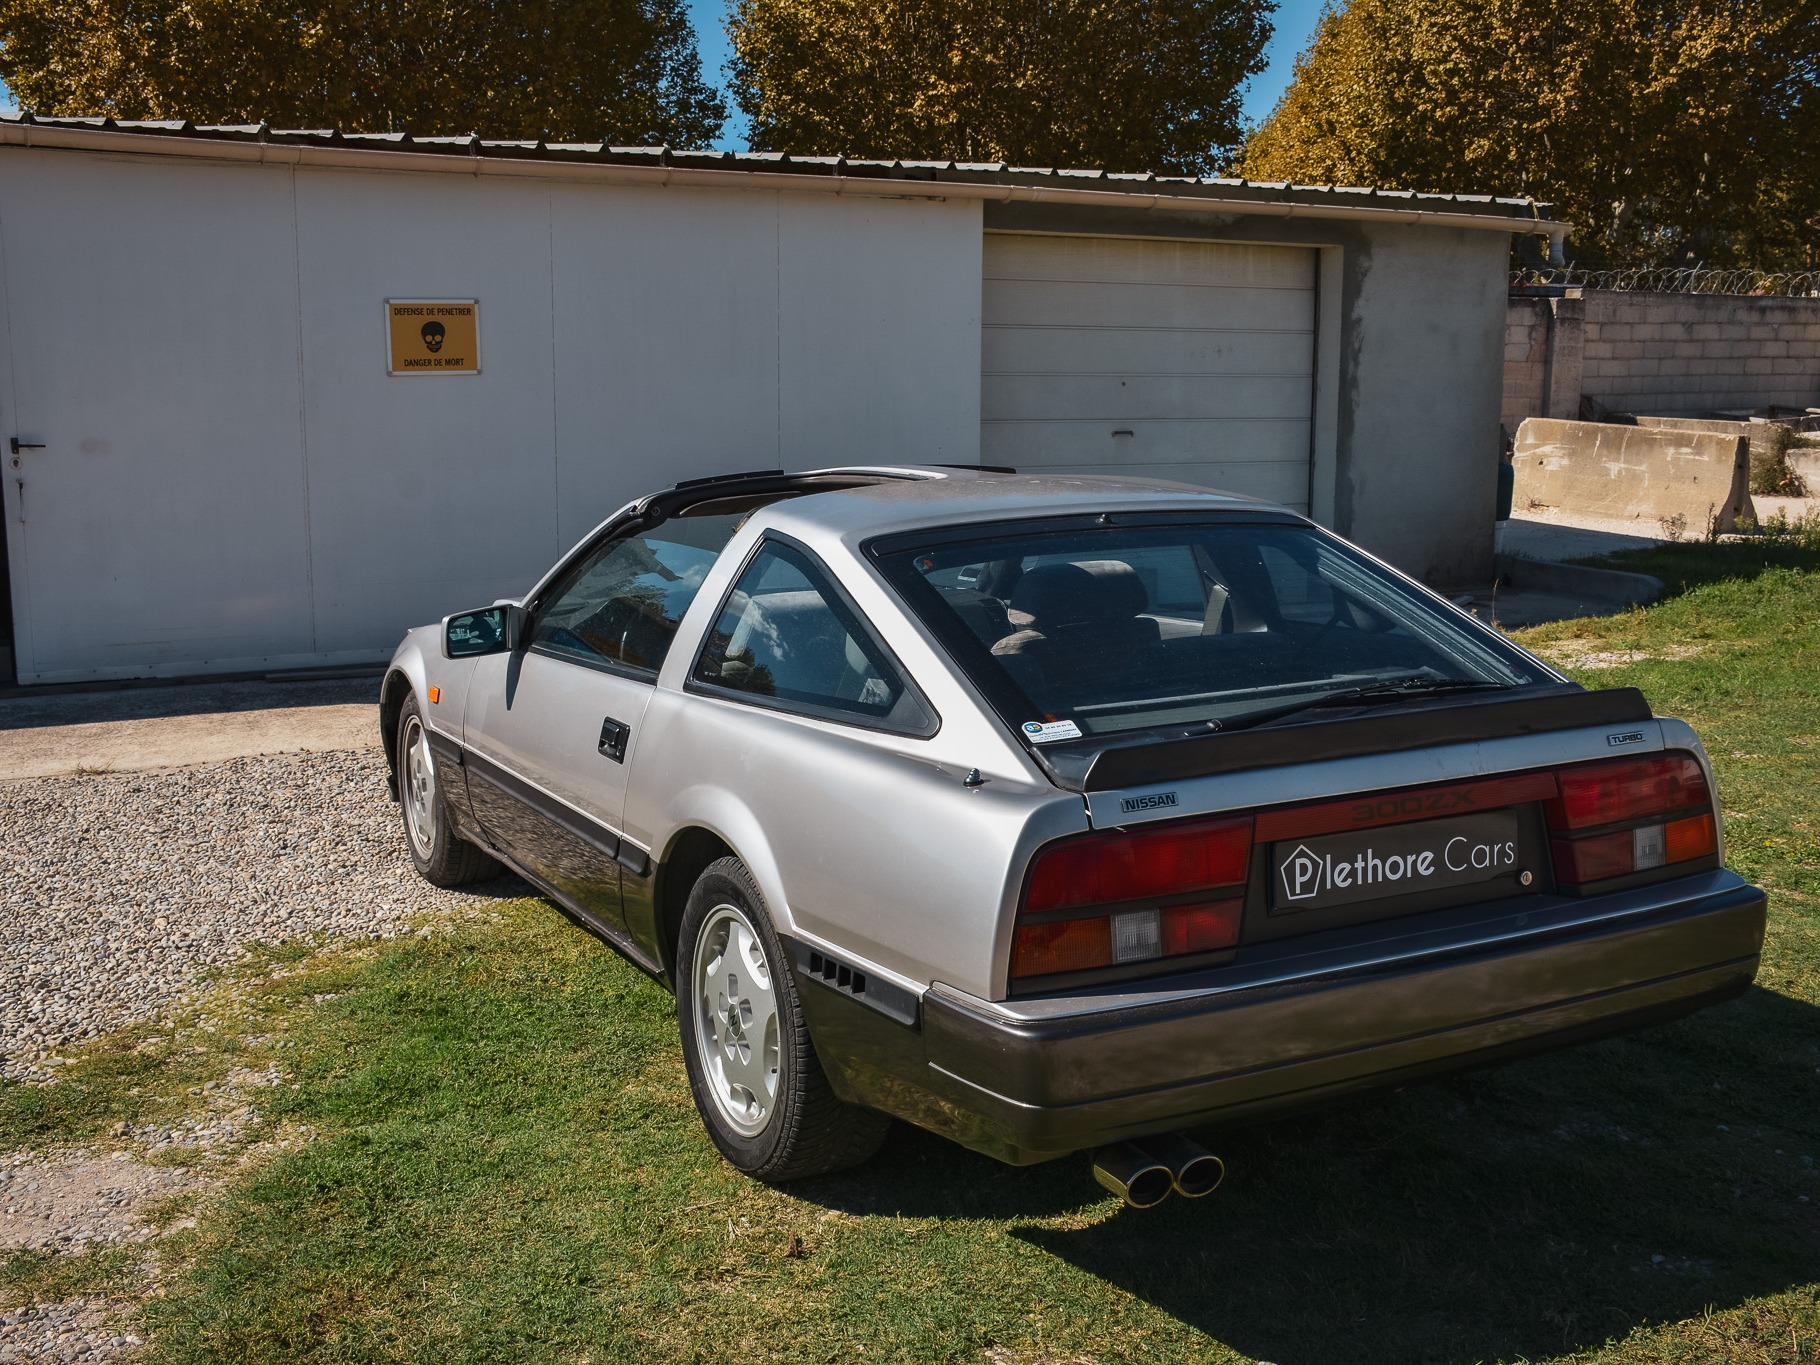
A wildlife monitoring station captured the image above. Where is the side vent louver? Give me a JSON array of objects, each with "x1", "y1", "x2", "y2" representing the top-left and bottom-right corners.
[
  {"x1": 808, "y1": 949, "x2": 867, "y2": 999},
  {"x1": 787, "y1": 939, "x2": 921, "y2": 1029}
]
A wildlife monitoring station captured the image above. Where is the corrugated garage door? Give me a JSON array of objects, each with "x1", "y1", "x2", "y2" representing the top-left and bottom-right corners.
[{"x1": 981, "y1": 233, "x2": 1317, "y2": 511}]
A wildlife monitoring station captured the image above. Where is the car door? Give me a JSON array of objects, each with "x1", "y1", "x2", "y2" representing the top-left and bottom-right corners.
[{"x1": 463, "y1": 510, "x2": 746, "y2": 942}]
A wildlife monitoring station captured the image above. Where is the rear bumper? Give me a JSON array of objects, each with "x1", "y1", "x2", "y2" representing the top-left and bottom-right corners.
[{"x1": 810, "y1": 870, "x2": 1765, "y2": 1165}]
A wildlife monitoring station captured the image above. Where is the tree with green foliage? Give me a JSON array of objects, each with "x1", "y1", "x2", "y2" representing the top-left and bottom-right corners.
[
  {"x1": 728, "y1": 0, "x2": 1274, "y2": 175},
  {"x1": 1241, "y1": 0, "x2": 1820, "y2": 268},
  {"x1": 0, "y1": 0, "x2": 726, "y2": 146}
]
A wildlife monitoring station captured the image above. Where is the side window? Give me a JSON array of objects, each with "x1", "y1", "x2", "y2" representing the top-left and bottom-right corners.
[
  {"x1": 692, "y1": 541, "x2": 936, "y2": 734},
  {"x1": 530, "y1": 511, "x2": 745, "y2": 675}
]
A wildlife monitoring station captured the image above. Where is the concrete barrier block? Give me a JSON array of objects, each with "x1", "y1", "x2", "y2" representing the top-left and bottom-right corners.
[
  {"x1": 1495, "y1": 554, "x2": 1664, "y2": 610},
  {"x1": 1514, "y1": 418, "x2": 1752, "y2": 533}
]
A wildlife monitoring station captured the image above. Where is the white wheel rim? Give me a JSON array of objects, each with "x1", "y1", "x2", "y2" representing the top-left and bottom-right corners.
[
  {"x1": 691, "y1": 903, "x2": 781, "y2": 1138},
  {"x1": 402, "y1": 715, "x2": 437, "y2": 859}
]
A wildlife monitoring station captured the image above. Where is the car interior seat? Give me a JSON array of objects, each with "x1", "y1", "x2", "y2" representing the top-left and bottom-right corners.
[{"x1": 990, "y1": 560, "x2": 1164, "y2": 701}]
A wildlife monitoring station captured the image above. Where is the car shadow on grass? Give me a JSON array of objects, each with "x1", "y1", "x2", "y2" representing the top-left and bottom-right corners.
[{"x1": 804, "y1": 985, "x2": 1820, "y2": 1364}]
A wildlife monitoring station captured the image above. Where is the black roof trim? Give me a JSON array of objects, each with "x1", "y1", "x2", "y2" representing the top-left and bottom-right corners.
[
  {"x1": 639, "y1": 468, "x2": 927, "y2": 522},
  {"x1": 0, "y1": 111, "x2": 1557, "y2": 225}
]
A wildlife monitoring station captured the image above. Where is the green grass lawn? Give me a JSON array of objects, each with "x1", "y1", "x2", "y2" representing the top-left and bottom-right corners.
[{"x1": 5, "y1": 540, "x2": 1819, "y2": 1364}]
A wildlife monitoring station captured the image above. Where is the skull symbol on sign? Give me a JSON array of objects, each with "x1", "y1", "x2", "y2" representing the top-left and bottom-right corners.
[{"x1": 421, "y1": 321, "x2": 446, "y2": 353}]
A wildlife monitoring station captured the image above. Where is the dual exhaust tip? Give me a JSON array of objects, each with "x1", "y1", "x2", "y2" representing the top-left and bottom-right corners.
[{"x1": 1090, "y1": 1133, "x2": 1224, "y2": 1208}]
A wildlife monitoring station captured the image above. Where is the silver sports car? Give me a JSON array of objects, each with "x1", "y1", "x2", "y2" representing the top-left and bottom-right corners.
[{"x1": 380, "y1": 467, "x2": 1765, "y2": 1206}]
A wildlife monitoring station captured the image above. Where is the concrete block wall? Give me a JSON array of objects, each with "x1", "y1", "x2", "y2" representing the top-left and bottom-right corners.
[
  {"x1": 1503, "y1": 298, "x2": 1548, "y2": 430},
  {"x1": 1505, "y1": 290, "x2": 1820, "y2": 422}
]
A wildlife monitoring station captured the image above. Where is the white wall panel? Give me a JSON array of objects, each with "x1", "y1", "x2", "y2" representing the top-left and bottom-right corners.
[
  {"x1": 293, "y1": 169, "x2": 561, "y2": 654},
  {"x1": 0, "y1": 151, "x2": 314, "y2": 681},
  {"x1": 0, "y1": 152, "x2": 986, "y2": 680},
  {"x1": 550, "y1": 184, "x2": 783, "y2": 549},
  {"x1": 778, "y1": 195, "x2": 981, "y2": 469}
]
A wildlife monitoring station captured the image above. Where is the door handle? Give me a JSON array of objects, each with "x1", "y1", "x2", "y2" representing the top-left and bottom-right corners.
[
  {"x1": 9, "y1": 438, "x2": 44, "y2": 455},
  {"x1": 598, "y1": 716, "x2": 630, "y2": 763}
]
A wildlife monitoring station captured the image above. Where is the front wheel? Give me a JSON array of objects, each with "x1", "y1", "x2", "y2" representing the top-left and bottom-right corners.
[
  {"x1": 676, "y1": 857, "x2": 889, "y2": 1180},
  {"x1": 396, "y1": 694, "x2": 501, "y2": 888}
]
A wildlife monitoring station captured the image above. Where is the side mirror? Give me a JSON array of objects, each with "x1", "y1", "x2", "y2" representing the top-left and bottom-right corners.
[{"x1": 442, "y1": 603, "x2": 527, "y2": 658}]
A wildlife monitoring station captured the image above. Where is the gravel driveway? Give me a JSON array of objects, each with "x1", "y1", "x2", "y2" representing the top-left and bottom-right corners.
[
  {"x1": 1, "y1": 746, "x2": 521, "y2": 1082},
  {"x1": 2, "y1": 733, "x2": 527, "y2": 1362}
]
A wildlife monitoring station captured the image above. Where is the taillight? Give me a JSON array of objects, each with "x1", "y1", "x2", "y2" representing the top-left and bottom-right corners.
[
  {"x1": 1012, "y1": 816, "x2": 1252, "y2": 982},
  {"x1": 1547, "y1": 753, "x2": 1717, "y2": 886}
]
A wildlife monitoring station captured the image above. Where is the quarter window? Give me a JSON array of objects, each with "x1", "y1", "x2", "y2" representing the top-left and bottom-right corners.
[
  {"x1": 692, "y1": 541, "x2": 936, "y2": 734},
  {"x1": 530, "y1": 511, "x2": 745, "y2": 676}
]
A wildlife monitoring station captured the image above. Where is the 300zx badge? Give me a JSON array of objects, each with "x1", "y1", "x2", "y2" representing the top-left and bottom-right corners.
[{"x1": 1350, "y1": 789, "x2": 1478, "y2": 823}]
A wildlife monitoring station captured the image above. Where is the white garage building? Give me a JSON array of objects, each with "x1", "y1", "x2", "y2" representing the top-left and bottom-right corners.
[{"x1": 0, "y1": 115, "x2": 1563, "y2": 685}]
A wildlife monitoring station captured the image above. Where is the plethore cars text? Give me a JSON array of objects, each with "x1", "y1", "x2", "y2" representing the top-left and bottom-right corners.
[{"x1": 379, "y1": 467, "x2": 1765, "y2": 1206}]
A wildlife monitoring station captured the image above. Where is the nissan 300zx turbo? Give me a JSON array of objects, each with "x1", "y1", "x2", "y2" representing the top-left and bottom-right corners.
[{"x1": 379, "y1": 466, "x2": 1766, "y2": 1207}]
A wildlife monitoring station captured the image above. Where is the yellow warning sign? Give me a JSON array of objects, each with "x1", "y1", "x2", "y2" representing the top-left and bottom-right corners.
[{"x1": 386, "y1": 300, "x2": 480, "y2": 375}]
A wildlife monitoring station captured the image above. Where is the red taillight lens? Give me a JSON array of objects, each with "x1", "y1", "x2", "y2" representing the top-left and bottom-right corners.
[
  {"x1": 1024, "y1": 816, "x2": 1253, "y2": 912},
  {"x1": 1548, "y1": 753, "x2": 1708, "y2": 831},
  {"x1": 1547, "y1": 753, "x2": 1718, "y2": 886},
  {"x1": 1013, "y1": 818, "x2": 1253, "y2": 982},
  {"x1": 1162, "y1": 899, "x2": 1245, "y2": 955},
  {"x1": 1551, "y1": 829, "x2": 1634, "y2": 883},
  {"x1": 1009, "y1": 900, "x2": 1245, "y2": 981}
]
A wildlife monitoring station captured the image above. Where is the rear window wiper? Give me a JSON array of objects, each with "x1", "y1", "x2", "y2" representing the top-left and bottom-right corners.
[{"x1": 1218, "y1": 677, "x2": 1516, "y2": 733}]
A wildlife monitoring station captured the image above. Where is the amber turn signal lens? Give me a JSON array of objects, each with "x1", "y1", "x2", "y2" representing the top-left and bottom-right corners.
[
  {"x1": 1665, "y1": 812, "x2": 1717, "y2": 863},
  {"x1": 1011, "y1": 917, "x2": 1113, "y2": 978},
  {"x1": 427, "y1": 686, "x2": 441, "y2": 704}
]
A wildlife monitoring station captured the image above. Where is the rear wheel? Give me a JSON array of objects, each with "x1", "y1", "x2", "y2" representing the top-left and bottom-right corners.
[
  {"x1": 677, "y1": 856, "x2": 890, "y2": 1180},
  {"x1": 396, "y1": 695, "x2": 501, "y2": 887}
]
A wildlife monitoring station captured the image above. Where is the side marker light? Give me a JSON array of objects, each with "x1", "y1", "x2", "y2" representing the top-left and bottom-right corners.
[{"x1": 427, "y1": 686, "x2": 441, "y2": 704}]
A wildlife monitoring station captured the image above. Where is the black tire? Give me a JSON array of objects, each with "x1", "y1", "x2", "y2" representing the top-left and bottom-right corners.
[
  {"x1": 395, "y1": 694, "x2": 501, "y2": 888},
  {"x1": 676, "y1": 856, "x2": 890, "y2": 1180}
]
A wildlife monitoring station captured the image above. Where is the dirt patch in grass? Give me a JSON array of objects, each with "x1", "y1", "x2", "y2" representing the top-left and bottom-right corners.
[
  {"x1": 1531, "y1": 640, "x2": 1708, "y2": 670},
  {"x1": 1, "y1": 1151, "x2": 202, "y2": 1255}
]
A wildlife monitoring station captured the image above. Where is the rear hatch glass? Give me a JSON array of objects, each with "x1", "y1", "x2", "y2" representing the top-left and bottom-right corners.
[{"x1": 871, "y1": 514, "x2": 1559, "y2": 759}]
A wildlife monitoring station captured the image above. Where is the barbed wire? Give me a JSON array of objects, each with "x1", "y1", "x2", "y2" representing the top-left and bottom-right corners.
[{"x1": 1511, "y1": 265, "x2": 1820, "y2": 296}]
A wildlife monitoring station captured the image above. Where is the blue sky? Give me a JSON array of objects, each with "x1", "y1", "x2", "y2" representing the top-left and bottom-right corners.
[{"x1": 686, "y1": 0, "x2": 1328, "y2": 152}]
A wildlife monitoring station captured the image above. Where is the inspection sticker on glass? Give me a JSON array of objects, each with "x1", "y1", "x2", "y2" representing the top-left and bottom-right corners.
[{"x1": 1021, "y1": 719, "x2": 1082, "y2": 743}]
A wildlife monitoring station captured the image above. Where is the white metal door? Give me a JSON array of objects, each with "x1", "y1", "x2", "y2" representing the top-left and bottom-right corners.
[
  {"x1": 981, "y1": 233, "x2": 1318, "y2": 511},
  {"x1": 0, "y1": 153, "x2": 317, "y2": 683}
]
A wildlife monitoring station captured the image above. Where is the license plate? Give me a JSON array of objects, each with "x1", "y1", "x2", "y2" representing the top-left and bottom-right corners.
[{"x1": 1272, "y1": 810, "x2": 1521, "y2": 912}]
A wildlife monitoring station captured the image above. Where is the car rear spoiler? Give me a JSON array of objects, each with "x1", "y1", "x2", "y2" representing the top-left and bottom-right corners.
[{"x1": 1033, "y1": 686, "x2": 1655, "y2": 793}]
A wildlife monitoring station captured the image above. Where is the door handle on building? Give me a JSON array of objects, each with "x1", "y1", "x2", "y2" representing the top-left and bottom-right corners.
[{"x1": 9, "y1": 437, "x2": 44, "y2": 455}]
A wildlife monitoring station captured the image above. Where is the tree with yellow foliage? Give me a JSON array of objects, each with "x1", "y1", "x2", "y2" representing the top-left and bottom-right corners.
[
  {"x1": 729, "y1": 0, "x2": 1274, "y2": 175},
  {"x1": 1240, "y1": 0, "x2": 1819, "y2": 267},
  {"x1": 0, "y1": 0, "x2": 726, "y2": 146}
]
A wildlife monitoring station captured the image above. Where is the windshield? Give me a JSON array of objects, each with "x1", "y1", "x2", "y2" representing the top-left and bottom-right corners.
[{"x1": 874, "y1": 519, "x2": 1556, "y2": 740}]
